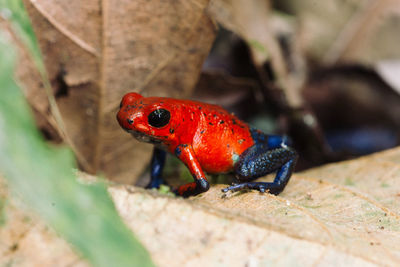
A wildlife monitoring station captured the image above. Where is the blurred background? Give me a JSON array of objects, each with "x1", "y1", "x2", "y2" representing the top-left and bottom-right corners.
[{"x1": 197, "y1": 0, "x2": 400, "y2": 171}]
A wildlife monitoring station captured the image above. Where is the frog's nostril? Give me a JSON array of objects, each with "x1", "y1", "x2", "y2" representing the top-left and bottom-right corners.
[{"x1": 127, "y1": 118, "x2": 134, "y2": 125}]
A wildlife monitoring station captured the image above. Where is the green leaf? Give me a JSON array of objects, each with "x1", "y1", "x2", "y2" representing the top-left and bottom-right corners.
[
  {"x1": 0, "y1": 0, "x2": 44, "y2": 72},
  {"x1": 0, "y1": 33, "x2": 154, "y2": 267}
]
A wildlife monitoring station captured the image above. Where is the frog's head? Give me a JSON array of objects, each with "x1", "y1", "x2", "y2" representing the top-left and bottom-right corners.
[{"x1": 117, "y1": 92, "x2": 173, "y2": 144}]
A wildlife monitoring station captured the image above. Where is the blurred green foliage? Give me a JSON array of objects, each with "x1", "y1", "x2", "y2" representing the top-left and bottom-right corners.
[
  {"x1": 0, "y1": 0, "x2": 44, "y2": 72},
  {"x1": 0, "y1": 1, "x2": 154, "y2": 266},
  {"x1": 0, "y1": 32, "x2": 154, "y2": 267}
]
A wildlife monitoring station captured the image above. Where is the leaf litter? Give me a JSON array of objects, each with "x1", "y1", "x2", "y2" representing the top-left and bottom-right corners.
[
  {"x1": 16, "y1": 0, "x2": 216, "y2": 183},
  {"x1": 2, "y1": 147, "x2": 400, "y2": 266}
]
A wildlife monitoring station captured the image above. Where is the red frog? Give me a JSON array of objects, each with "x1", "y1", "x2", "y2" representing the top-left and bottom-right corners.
[{"x1": 117, "y1": 92, "x2": 297, "y2": 197}]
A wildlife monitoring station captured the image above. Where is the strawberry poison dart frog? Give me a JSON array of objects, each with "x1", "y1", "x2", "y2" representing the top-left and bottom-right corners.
[{"x1": 117, "y1": 92, "x2": 298, "y2": 197}]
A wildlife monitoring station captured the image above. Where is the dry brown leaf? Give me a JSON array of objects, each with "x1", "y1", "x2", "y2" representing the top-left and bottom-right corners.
[
  {"x1": 278, "y1": 0, "x2": 400, "y2": 65},
  {"x1": 207, "y1": 0, "x2": 305, "y2": 108},
  {"x1": 2, "y1": 147, "x2": 400, "y2": 266},
  {"x1": 17, "y1": 0, "x2": 216, "y2": 183},
  {"x1": 192, "y1": 71, "x2": 260, "y2": 117}
]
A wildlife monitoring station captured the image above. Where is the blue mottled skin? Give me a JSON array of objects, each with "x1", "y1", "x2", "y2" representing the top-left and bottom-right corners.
[{"x1": 224, "y1": 129, "x2": 297, "y2": 194}]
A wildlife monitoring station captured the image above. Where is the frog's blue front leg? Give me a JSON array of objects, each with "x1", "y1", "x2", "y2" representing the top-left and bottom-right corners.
[
  {"x1": 146, "y1": 147, "x2": 167, "y2": 189},
  {"x1": 223, "y1": 141, "x2": 298, "y2": 195}
]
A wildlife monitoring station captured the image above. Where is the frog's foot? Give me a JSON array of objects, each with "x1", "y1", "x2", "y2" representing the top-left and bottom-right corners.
[
  {"x1": 221, "y1": 182, "x2": 284, "y2": 195},
  {"x1": 174, "y1": 178, "x2": 210, "y2": 198}
]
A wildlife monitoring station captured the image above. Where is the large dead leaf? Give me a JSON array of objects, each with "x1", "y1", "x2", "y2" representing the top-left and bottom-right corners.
[
  {"x1": 16, "y1": 0, "x2": 216, "y2": 183},
  {"x1": 208, "y1": 0, "x2": 305, "y2": 108},
  {"x1": 0, "y1": 191, "x2": 86, "y2": 267},
  {"x1": 277, "y1": 0, "x2": 400, "y2": 65},
  {"x1": 2, "y1": 147, "x2": 400, "y2": 266}
]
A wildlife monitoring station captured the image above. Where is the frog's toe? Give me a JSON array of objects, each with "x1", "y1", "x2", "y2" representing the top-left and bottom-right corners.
[
  {"x1": 221, "y1": 184, "x2": 245, "y2": 193},
  {"x1": 221, "y1": 182, "x2": 271, "y2": 194},
  {"x1": 221, "y1": 187, "x2": 229, "y2": 193}
]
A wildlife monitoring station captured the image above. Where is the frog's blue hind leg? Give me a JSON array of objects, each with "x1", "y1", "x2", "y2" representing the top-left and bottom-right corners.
[
  {"x1": 223, "y1": 143, "x2": 298, "y2": 195},
  {"x1": 267, "y1": 135, "x2": 292, "y2": 149},
  {"x1": 146, "y1": 147, "x2": 167, "y2": 189},
  {"x1": 250, "y1": 128, "x2": 292, "y2": 148}
]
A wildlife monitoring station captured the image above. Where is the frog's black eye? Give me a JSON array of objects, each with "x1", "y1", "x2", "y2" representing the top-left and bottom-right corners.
[
  {"x1": 119, "y1": 100, "x2": 123, "y2": 108},
  {"x1": 148, "y1": 108, "x2": 170, "y2": 128}
]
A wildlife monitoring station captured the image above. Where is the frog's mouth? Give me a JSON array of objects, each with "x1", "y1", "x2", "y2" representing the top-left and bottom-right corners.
[{"x1": 126, "y1": 129, "x2": 162, "y2": 145}]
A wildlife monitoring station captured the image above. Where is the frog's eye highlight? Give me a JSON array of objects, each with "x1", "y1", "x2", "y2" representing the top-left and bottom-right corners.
[{"x1": 148, "y1": 108, "x2": 171, "y2": 128}]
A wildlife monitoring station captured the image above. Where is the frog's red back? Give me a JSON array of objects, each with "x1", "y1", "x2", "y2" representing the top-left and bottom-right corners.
[{"x1": 117, "y1": 93, "x2": 255, "y2": 174}]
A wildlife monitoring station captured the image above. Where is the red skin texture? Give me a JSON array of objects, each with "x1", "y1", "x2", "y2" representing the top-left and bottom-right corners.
[{"x1": 117, "y1": 93, "x2": 255, "y2": 193}]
